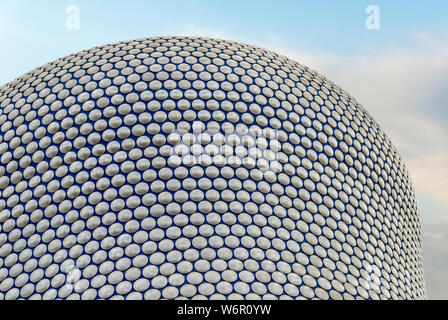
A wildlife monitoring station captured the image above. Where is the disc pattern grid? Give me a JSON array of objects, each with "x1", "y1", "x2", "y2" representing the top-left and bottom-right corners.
[{"x1": 0, "y1": 36, "x2": 426, "y2": 300}]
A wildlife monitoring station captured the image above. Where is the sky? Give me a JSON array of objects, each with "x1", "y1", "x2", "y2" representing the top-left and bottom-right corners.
[{"x1": 0, "y1": 0, "x2": 447, "y2": 299}]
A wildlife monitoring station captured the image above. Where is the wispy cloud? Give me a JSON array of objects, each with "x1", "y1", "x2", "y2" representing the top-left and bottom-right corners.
[{"x1": 263, "y1": 31, "x2": 448, "y2": 298}]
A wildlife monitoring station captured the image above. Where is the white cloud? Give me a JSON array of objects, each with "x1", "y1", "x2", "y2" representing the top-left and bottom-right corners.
[
  {"x1": 269, "y1": 33, "x2": 448, "y2": 299},
  {"x1": 269, "y1": 34, "x2": 448, "y2": 211}
]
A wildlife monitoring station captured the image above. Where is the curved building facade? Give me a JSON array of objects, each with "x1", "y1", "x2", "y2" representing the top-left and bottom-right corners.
[{"x1": 0, "y1": 37, "x2": 426, "y2": 300}]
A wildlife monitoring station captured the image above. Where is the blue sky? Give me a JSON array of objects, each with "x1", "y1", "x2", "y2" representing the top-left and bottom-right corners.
[{"x1": 1, "y1": 0, "x2": 447, "y2": 299}]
